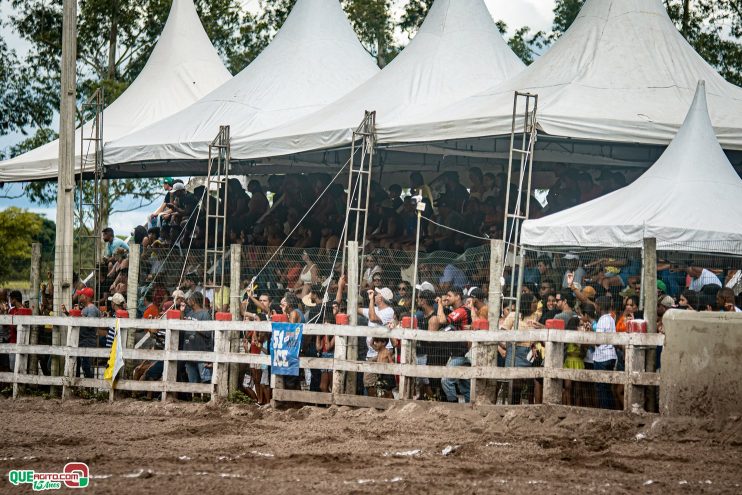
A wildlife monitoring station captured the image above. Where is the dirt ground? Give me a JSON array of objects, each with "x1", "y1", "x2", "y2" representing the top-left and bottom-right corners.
[{"x1": 1, "y1": 397, "x2": 741, "y2": 494}]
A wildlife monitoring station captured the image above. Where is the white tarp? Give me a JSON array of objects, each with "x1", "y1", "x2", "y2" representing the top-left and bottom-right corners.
[
  {"x1": 104, "y1": 0, "x2": 379, "y2": 170},
  {"x1": 379, "y1": 0, "x2": 742, "y2": 152},
  {"x1": 227, "y1": 0, "x2": 524, "y2": 161},
  {"x1": 521, "y1": 82, "x2": 742, "y2": 254},
  {"x1": 0, "y1": 0, "x2": 232, "y2": 181}
]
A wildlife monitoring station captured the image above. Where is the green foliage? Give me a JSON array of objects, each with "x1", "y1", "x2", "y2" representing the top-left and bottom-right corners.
[
  {"x1": 496, "y1": 21, "x2": 547, "y2": 66},
  {"x1": 551, "y1": 0, "x2": 585, "y2": 39},
  {"x1": 0, "y1": 207, "x2": 44, "y2": 284},
  {"x1": 399, "y1": 0, "x2": 434, "y2": 36},
  {"x1": 343, "y1": 0, "x2": 396, "y2": 67},
  {"x1": 228, "y1": 390, "x2": 256, "y2": 404},
  {"x1": 664, "y1": 0, "x2": 742, "y2": 86}
]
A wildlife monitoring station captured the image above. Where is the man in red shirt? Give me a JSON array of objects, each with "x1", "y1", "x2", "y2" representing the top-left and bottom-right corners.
[
  {"x1": 5, "y1": 291, "x2": 23, "y2": 371},
  {"x1": 435, "y1": 288, "x2": 472, "y2": 403}
]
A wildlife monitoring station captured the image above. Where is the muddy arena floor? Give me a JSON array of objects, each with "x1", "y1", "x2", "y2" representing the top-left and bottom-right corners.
[{"x1": 1, "y1": 397, "x2": 741, "y2": 494}]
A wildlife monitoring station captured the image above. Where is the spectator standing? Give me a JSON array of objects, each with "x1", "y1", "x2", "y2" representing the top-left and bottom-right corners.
[
  {"x1": 436, "y1": 288, "x2": 472, "y2": 403},
  {"x1": 593, "y1": 296, "x2": 618, "y2": 409},
  {"x1": 182, "y1": 293, "x2": 213, "y2": 385},
  {"x1": 76, "y1": 288, "x2": 102, "y2": 379},
  {"x1": 415, "y1": 290, "x2": 439, "y2": 399}
]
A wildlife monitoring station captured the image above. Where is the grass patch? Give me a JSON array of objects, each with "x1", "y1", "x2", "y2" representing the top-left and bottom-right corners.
[
  {"x1": 228, "y1": 390, "x2": 256, "y2": 405},
  {"x1": 5, "y1": 280, "x2": 30, "y2": 290}
]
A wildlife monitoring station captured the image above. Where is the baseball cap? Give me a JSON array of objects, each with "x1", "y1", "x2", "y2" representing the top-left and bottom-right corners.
[
  {"x1": 415, "y1": 281, "x2": 435, "y2": 293},
  {"x1": 172, "y1": 289, "x2": 186, "y2": 299},
  {"x1": 659, "y1": 295, "x2": 675, "y2": 308},
  {"x1": 163, "y1": 177, "x2": 175, "y2": 185},
  {"x1": 172, "y1": 182, "x2": 186, "y2": 192},
  {"x1": 466, "y1": 287, "x2": 485, "y2": 300},
  {"x1": 74, "y1": 287, "x2": 94, "y2": 299},
  {"x1": 374, "y1": 287, "x2": 394, "y2": 302},
  {"x1": 301, "y1": 294, "x2": 317, "y2": 308},
  {"x1": 108, "y1": 293, "x2": 125, "y2": 305},
  {"x1": 564, "y1": 253, "x2": 579, "y2": 260},
  {"x1": 657, "y1": 280, "x2": 667, "y2": 293}
]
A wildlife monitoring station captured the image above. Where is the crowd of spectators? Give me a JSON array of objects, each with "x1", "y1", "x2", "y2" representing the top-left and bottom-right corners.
[{"x1": 2, "y1": 167, "x2": 741, "y2": 408}]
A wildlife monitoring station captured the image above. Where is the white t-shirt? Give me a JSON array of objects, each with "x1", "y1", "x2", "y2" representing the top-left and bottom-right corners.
[
  {"x1": 361, "y1": 306, "x2": 395, "y2": 358},
  {"x1": 593, "y1": 314, "x2": 617, "y2": 363},
  {"x1": 689, "y1": 269, "x2": 722, "y2": 292}
]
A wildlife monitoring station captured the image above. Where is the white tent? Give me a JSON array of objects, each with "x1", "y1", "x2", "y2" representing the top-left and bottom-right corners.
[
  {"x1": 0, "y1": 0, "x2": 232, "y2": 182},
  {"x1": 227, "y1": 0, "x2": 524, "y2": 162},
  {"x1": 371, "y1": 0, "x2": 742, "y2": 169},
  {"x1": 104, "y1": 0, "x2": 379, "y2": 175},
  {"x1": 520, "y1": 82, "x2": 742, "y2": 254}
]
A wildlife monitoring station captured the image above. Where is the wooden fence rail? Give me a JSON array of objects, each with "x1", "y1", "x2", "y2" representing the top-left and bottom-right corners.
[{"x1": 0, "y1": 315, "x2": 663, "y2": 411}]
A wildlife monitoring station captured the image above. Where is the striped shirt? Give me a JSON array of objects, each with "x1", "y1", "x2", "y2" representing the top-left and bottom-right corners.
[
  {"x1": 593, "y1": 314, "x2": 617, "y2": 363},
  {"x1": 689, "y1": 269, "x2": 722, "y2": 292}
]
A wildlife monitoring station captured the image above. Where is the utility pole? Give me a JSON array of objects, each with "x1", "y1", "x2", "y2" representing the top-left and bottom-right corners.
[{"x1": 54, "y1": 0, "x2": 77, "y2": 314}]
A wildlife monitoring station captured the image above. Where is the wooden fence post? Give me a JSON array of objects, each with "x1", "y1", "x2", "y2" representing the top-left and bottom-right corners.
[
  {"x1": 28, "y1": 243, "x2": 42, "y2": 376},
  {"x1": 161, "y1": 317, "x2": 178, "y2": 402},
  {"x1": 124, "y1": 241, "x2": 140, "y2": 381},
  {"x1": 474, "y1": 240, "x2": 504, "y2": 405},
  {"x1": 624, "y1": 342, "x2": 646, "y2": 411},
  {"x1": 643, "y1": 237, "x2": 658, "y2": 410},
  {"x1": 62, "y1": 323, "x2": 79, "y2": 399},
  {"x1": 346, "y1": 241, "x2": 360, "y2": 396},
  {"x1": 228, "y1": 244, "x2": 241, "y2": 395},
  {"x1": 542, "y1": 335, "x2": 563, "y2": 405},
  {"x1": 13, "y1": 322, "x2": 30, "y2": 398}
]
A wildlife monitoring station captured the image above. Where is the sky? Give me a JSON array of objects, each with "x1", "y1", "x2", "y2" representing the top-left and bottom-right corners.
[{"x1": 0, "y1": 0, "x2": 557, "y2": 236}]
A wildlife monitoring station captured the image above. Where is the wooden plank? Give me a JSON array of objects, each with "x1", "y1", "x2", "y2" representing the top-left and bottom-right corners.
[
  {"x1": 228, "y1": 244, "x2": 242, "y2": 395},
  {"x1": 2, "y1": 315, "x2": 666, "y2": 348},
  {"x1": 0, "y1": 372, "x2": 63, "y2": 386},
  {"x1": 547, "y1": 368, "x2": 660, "y2": 386},
  {"x1": 331, "y1": 360, "x2": 545, "y2": 380},
  {"x1": 273, "y1": 389, "x2": 333, "y2": 405}
]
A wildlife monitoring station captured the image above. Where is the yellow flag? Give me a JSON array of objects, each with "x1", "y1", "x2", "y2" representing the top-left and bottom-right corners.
[{"x1": 104, "y1": 319, "x2": 124, "y2": 384}]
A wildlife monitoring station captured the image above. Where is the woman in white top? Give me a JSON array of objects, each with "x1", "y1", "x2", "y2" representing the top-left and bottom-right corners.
[{"x1": 293, "y1": 251, "x2": 318, "y2": 297}]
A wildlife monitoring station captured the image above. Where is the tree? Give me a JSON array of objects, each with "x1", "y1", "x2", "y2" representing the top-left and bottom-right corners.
[
  {"x1": 0, "y1": 207, "x2": 44, "y2": 283},
  {"x1": 342, "y1": 0, "x2": 396, "y2": 67},
  {"x1": 399, "y1": 0, "x2": 434, "y2": 37},
  {"x1": 496, "y1": 21, "x2": 547, "y2": 66},
  {"x1": 551, "y1": 0, "x2": 585, "y2": 39},
  {"x1": 664, "y1": 0, "x2": 742, "y2": 86},
  {"x1": 550, "y1": 0, "x2": 741, "y2": 86}
]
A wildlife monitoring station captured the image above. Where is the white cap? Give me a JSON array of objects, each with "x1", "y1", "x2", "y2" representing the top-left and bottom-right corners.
[
  {"x1": 108, "y1": 293, "x2": 125, "y2": 305},
  {"x1": 374, "y1": 287, "x2": 394, "y2": 302},
  {"x1": 564, "y1": 253, "x2": 579, "y2": 260},
  {"x1": 172, "y1": 182, "x2": 186, "y2": 191},
  {"x1": 415, "y1": 281, "x2": 435, "y2": 293}
]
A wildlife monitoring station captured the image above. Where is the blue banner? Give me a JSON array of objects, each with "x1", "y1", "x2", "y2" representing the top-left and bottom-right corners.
[{"x1": 270, "y1": 322, "x2": 303, "y2": 376}]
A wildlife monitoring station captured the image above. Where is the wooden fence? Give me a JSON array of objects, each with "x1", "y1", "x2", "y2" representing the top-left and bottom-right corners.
[{"x1": 0, "y1": 314, "x2": 663, "y2": 412}]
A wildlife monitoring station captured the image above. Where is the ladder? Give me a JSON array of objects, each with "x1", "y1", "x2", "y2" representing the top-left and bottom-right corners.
[
  {"x1": 501, "y1": 91, "x2": 538, "y2": 331},
  {"x1": 203, "y1": 125, "x2": 231, "y2": 310},
  {"x1": 75, "y1": 88, "x2": 105, "y2": 299},
  {"x1": 341, "y1": 111, "x2": 376, "y2": 280}
]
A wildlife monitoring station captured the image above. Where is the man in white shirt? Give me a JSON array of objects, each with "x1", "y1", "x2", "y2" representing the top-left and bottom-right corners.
[
  {"x1": 687, "y1": 267, "x2": 722, "y2": 292},
  {"x1": 593, "y1": 296, "x2": 617, "y2": 410}
]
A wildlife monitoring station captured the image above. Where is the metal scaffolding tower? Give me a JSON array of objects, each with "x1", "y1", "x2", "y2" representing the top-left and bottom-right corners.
[
  {"x1": 341, "y1": 111, "x2": 376, "y2": 281},
  {"x1": 502, "y1": 91, "x2": 539, "y2": 331},
  {"x1": 203, "y1": 125, "x2": 231, "y2": 300},
  {"x1": 75, "y1": 88, "x2": 105, "y2": 297}
]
